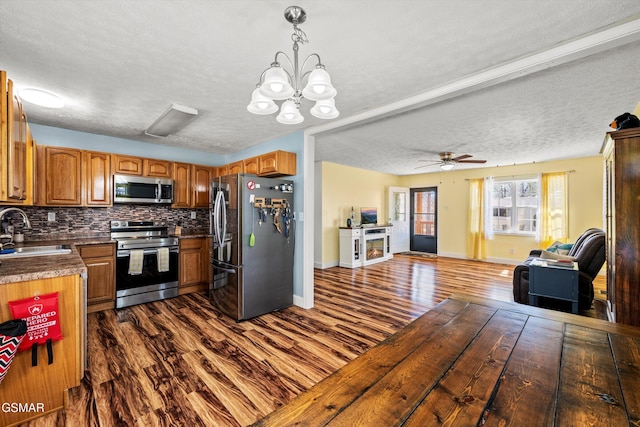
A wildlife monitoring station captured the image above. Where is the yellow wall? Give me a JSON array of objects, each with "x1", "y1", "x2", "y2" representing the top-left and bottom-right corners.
[
  {"x1": 319, "y1": 156, "x2": 604, "y2": 265},
  {"x1": 400, "y1": 156, "x2": 603, "y2": 262},
  {"x1": 320, "y1": 162, "x2": 400, "y2": 264}
]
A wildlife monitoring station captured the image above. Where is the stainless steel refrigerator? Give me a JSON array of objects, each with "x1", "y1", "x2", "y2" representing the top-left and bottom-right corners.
[{"x1": 210, "y1": 173, "x2": 295, "y2": 321}]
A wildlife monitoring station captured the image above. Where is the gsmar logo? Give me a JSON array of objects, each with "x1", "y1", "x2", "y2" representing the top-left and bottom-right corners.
[{"x1": 2, "y1": 402, "x2": 45, "y2": 413}]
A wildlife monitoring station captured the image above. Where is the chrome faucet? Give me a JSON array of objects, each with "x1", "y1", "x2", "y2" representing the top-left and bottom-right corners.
[{"x1": 0, "y1": 207, "x2": 33, "y2": 232}]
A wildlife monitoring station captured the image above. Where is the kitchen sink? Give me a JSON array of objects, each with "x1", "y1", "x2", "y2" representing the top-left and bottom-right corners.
[{"x1": 0, "y1": 244, "x2": 72, "y2": 258}]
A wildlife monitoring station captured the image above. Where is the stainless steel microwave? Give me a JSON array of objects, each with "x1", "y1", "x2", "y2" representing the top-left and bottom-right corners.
[{"x1": 113, "y1": 174, "x2": 173, "y2": 204}]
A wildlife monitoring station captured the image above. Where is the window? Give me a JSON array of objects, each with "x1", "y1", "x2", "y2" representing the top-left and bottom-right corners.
[{"x1": 489, "y1": 177, "x2": 539, "y2": 235}]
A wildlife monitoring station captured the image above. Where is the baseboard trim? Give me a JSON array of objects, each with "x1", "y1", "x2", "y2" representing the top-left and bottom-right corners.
[{"x1": 314, "y1": 260, "x2": 339, "y2": 269}]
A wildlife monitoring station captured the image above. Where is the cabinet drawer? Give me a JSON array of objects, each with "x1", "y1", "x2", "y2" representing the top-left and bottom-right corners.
[
  {"x1": 78, "y1": 243, "x2": 115, "y2": 258},
  {"x1": 180, "y1": 238, "x2": 204, "y2": 250}
]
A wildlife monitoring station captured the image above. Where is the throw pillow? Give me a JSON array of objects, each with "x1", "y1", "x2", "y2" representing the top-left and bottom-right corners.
[{"x1": 545, "y1": 241, "x2": 573, "y2": 255}]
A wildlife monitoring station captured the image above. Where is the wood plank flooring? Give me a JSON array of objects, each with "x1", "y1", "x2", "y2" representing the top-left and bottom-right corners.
[{"x1": 20, "y1": 255, "x2": 604, "y2": 427}]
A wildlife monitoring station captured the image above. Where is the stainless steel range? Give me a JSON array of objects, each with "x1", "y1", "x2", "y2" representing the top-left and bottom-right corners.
[{"x1": 110, "y1": 220, "x2": 179, "y2": 308}]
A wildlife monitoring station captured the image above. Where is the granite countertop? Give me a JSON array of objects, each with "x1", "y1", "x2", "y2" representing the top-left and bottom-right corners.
[
  {"x1": 0, "y1": 230, "x2": 211, "y2": 285},
  {"x1": 172, "y1": 228, "x2": 212, "y2": 239},
  {"x1": 0, "y1": 238, "x2": 115, "y2": 285}
]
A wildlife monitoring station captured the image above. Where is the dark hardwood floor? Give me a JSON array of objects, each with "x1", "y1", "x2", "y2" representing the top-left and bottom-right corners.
[{"x1": 22, "y1": 255, "x2": 605, "y2": 426}]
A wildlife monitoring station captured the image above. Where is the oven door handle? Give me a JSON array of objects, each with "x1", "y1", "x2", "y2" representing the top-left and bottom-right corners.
[{"x1": 117, "y1": 247, "x2": 179, "y2": 257}]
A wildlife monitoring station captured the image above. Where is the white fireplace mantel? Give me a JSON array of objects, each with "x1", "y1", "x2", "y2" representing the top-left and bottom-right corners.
[{"x1": 338, "y1": 225, "x2": 393, "y2": 268}]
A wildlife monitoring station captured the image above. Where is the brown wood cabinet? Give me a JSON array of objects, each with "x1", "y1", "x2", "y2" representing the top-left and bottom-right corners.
[
  {"x1": 602, "y1": 128, "x2": 640, "y2": 326},
  {"x1": 227, "y1": 160, "x2": 244, "y2": 174},
  {"x1": 112, "y1": 154, "x2": 143, "y2": 175},
  {"x1": 244, "y1": 156, "x2": 259, "y2": 175},
  {"x1": 1, "y1": 71, "x2": 31, "y2": 203},
  {"x1": 259, "y1": 150, "x2": 296, "y2": 176},
  {"x1": 78, "y1": 243, "x2": 116, "y2": 313},
  {"x1": 0, "y1": 274, "x2": 84, "y2": 427},
  {"x1": 83, "y1": 151, "x2": 111, "y2": 205},
  {"x1": 212, "y1": 164, "x2": 228, "y2": 178},
  {"x1": 113, "y1": 155, "x2": 172, "y2": 178},
  {"x1": 143, "y1": 158, "x2": 172, "y2": 177},
  {"x1": 36, "y1": 146, "x2": 83, "y2": 205},
  {"x1": 172, "y1": 162, "x2": 191, "y2": 208},
  {"x1": 178, "y1": 237, "x2": 209, "y2": 294},
  {"x1": 192, "y1": 164, "x2": 212, "y2": 207}
]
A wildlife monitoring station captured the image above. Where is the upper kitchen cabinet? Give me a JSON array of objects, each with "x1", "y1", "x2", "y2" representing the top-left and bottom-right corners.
[
  {"x1": 243, "y1": 156, "x2": 259, "y2": 175},
  {"x1": 212, "y1": 164, "x2": 228, "y2": 178},
  {"x1": 227, "y1": 160, "x2": 244, "y2": 174},
  {"x1": 0, "y1": 71, "x2": 32, "y2": 203},
  {"x1": 172, "y1": 162, "x2": 191, "y2": 208},
  {"x1": 112, "y1": 154, "x2": 172, "y2": 178},
  {"x1": 36, "y1": 146, "x2": 83, "y2": 205},
  {"x1": 228, "y1": 157, "x2": 259, "y2": 175},
  {"x1": 112, "y1": 154, "x2": 143, "y2": 175},
  {"x1": 258, "y1": 150, "x2": 296, "y2": 177},
  {"x1": 83, "y1": 151, "x2": 111, "y2": 205},
  {"x1": 144, "y1": 158, "x2": 172, "y2": 177},
  {"x1": 192, "y1": 164, "x2": 212, "y2": 208}
]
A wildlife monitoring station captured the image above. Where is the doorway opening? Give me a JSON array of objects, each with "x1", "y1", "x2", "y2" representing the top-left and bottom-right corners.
[{"x1": 410, "y1": 187, "x2": 437, "y2": 254}]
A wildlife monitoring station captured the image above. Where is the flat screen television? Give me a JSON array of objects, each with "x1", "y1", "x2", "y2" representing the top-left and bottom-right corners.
[{"x1": 360, "y1": 207, "x2": 378, "y2": 226}]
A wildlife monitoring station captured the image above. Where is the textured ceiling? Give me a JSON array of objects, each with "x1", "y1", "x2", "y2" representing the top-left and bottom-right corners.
[{"x1": 2, "y1": 1, "x2": 640, "y2": 175}]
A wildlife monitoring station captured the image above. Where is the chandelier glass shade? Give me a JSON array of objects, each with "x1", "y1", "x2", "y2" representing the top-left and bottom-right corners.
[
  {"x1": 277, "y1": 100, "x2": 305, "y2": 124},
  {"x1": 247, "y1": 88, "x2": 278, "y2": 115},
  {"x1": 248, "y1": 6, "x2": 339, "y2": 124}
]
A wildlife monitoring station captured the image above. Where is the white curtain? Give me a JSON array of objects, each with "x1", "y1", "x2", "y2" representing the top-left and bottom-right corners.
[{"x1": 483, "y1": 176, "x2": 494, "y2": 240}]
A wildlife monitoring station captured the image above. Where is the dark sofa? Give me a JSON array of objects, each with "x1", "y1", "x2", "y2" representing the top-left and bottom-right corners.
[{"x1": 512, "y1": 228, "x2": 605, "y2": 311}]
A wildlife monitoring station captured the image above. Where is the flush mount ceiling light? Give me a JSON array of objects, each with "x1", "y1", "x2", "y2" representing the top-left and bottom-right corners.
[
  {"x1": 145, "y1": 104, "x2": 198, "y2": 137},
  {"x1": 18, "y1": 88, "x2": 64, "y2": 108},
  {"x1": 247, "y1": 5, "x2": 339, "y2": 124}
]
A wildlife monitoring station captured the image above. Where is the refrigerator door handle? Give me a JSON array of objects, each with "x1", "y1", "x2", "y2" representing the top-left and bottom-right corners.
[
  {"x1": 213, "y1": 190, "x2": 224, "y2": 249},
  {"x1": 220, "y1": 190, "x2": 227, "y2": 247}
]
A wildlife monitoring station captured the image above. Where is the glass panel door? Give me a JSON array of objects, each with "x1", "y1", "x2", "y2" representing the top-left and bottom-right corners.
[{"x1": 410, "y1": 187, "x2": 437, "y2": 253}]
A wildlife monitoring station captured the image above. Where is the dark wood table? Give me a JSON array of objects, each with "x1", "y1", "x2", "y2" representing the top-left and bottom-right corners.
[{"x1": 252, "y1": 294, "x2": 640, "y2": 426}]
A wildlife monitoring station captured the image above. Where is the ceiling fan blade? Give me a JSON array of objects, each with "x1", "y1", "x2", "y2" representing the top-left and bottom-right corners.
[
  {"x1": 417, "y1": 159, "x2": 442, "y2": 163},
  {"x1": 414, "y1": 161, "x2": 443, "y2": 169},
  {"x1": 452, "y1": 154, "x2": 472, "y2": 162},
  {"x1": 458, "y1": 159, "x2": 487, "y2": 163}
]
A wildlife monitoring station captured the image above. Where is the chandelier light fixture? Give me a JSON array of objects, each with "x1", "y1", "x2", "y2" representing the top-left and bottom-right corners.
[{"x1": 247, "y1": 6, "x2": 338, "y2": 124}]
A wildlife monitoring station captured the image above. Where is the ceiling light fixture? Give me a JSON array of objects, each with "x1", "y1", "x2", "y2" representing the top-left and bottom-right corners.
[
  {"x1": 145, "y1": 104, "x2": 198, "y2": 137},
  {"x1": 440, "y1": 160, "x2": 455, "y2": 171},
  {"x1": 18, "y1": 88, "x2": 64, "y2": 108},
  {"x1": 247, "y1": 6, "x2": 339, "y2": 124}
]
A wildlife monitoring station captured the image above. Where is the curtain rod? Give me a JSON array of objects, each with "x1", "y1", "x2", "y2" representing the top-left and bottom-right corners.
[{"x1": 464, "y1": 170, "x2": 576, "y2": 181}]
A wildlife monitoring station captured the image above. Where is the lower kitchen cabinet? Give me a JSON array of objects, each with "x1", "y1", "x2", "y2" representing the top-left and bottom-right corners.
[
  {"x1": 179, "y1": 237, "x2": 210, "y2": 295},
  {"x1": 78, "y1": 243, "x2": 116, "y2": 313},
  {"x1": 0, "y1": 274, "x2": 85, "y2": 426}
]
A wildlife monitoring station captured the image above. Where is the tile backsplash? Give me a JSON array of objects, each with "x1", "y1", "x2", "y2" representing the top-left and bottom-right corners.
[{"x1": 0, "y1": 205, "x2": 209, "y2": 241}]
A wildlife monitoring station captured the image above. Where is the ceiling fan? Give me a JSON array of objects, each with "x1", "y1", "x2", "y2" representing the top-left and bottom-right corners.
[{"x1": 416, "y1": 152, "x2": 487, "y2": 170}]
